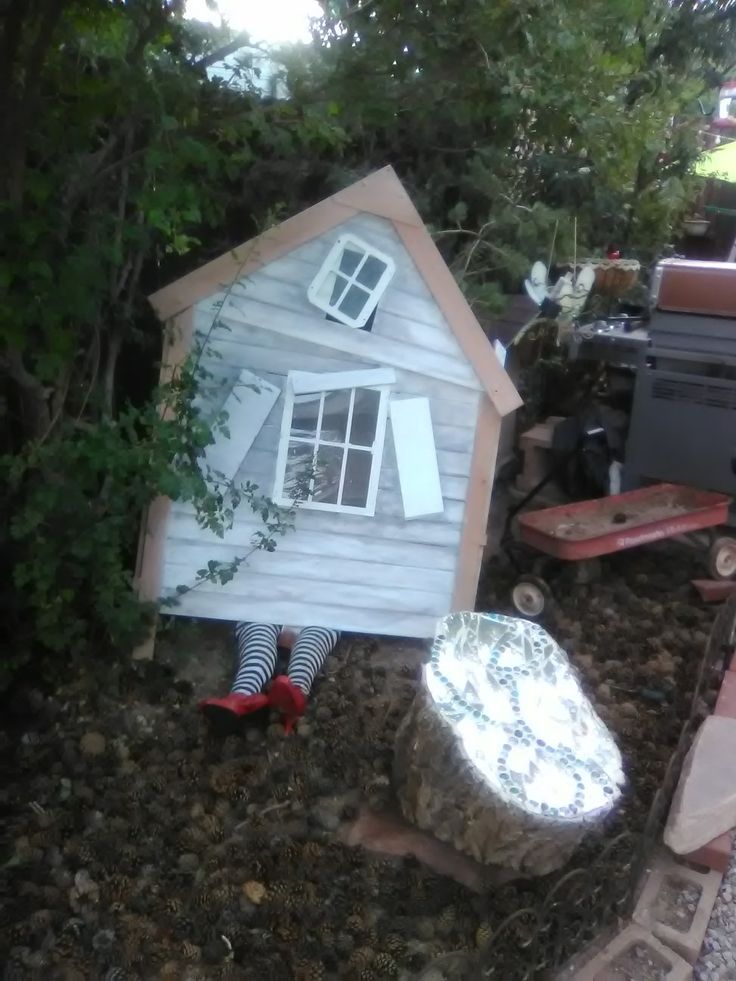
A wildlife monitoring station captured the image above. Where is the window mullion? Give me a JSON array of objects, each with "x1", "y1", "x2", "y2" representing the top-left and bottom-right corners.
[
  {"x1": 336, "y1": 388, "x2": 356, "y2": 506},
  {"x1": 333, "y1": 269, "x2": 352, "y2": 306}
]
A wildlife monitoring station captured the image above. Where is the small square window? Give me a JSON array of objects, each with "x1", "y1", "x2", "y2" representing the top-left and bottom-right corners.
[
  {"x1": 307, "y1": 233, "x2": 396, "y2": 329},
  {"x1": 274, "y1": 373, "x2": 391, "y2": 516}
]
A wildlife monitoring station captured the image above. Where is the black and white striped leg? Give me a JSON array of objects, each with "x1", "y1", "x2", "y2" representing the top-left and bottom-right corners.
[
  {"x1": 231, "y1": 622, "x2": 280, "y2": 695},
  {"x1": 287, "y1": 627, "x2": 341, "y2": 695}
]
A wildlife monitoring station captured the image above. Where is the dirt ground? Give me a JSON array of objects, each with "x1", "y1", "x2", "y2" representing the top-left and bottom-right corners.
[{"x1": 0, "y1": 541, "x2": 723, "y2": 980}]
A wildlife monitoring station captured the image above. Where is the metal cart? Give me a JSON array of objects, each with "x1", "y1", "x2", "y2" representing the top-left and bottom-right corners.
[{"x1": 509, "y1": 483, "x2": 736, "y2": 617}]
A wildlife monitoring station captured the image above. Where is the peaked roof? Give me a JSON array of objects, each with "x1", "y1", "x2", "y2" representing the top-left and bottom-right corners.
[{"x1": 149, "y1": 166, "x2": 522, "y2": 416}]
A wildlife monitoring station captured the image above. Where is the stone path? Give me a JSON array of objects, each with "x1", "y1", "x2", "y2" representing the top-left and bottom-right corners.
[{"x1": 694, "y1": 834, "x2": 736, "y2": 980}]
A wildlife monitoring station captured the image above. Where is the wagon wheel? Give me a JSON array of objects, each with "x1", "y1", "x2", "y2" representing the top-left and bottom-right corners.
[
  {"x1": 707, "y1": 537, "x2": 736, "y2": 581},
  {"x1": 511, "y1": 576, "x2": 552, "y2": 619}
]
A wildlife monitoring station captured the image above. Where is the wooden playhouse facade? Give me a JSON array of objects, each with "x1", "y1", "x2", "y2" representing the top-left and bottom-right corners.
[{"x1": 135, "y1": 167, "x2": 521, "y2": 645}]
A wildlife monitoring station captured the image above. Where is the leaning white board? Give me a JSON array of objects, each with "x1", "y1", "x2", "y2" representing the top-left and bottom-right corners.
[
  {"x1": 203, "y1": 369, "x2": 280, "y2": 482},
  {"x1": 389, "y1": 397, "x2": 444, "y2": 519}
]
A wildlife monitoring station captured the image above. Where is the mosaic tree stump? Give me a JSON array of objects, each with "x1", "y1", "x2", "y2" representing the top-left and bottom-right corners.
[{"x1": 393, "y1": 613, "x2": 625, "y2": 876}]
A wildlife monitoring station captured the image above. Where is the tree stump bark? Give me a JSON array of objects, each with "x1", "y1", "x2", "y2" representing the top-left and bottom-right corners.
[{"x1": 393, "y1": 613, "x2": 624, "y2": 876}]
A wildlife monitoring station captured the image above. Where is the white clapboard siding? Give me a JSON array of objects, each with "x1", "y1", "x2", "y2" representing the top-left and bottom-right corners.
[
  {"x1": 202, "y1": 370, "x2": 279, "y2": 481},
  {"x1": 154, "y1": 211, "x2": 489, "y2": 638},
  {"x1": 251, "y1": 254, "x2": 449, "y2": 331},
  {"x1": 279, "y1": 213, "x2": 433, "y2": 301},
  {"x1": 167, "y1": 503, "x2": 463, "y2": 548},
  {"x1": 195, "y1": 307, "x2": 481, "y2": 411},
  {"x1": 202, "y1": 332, "x2": 362, "y2": 379},
  {"x1": 233, "y1": 269, "x2": 463, "y2": 358},
  {"x1": 162, "y1": 567, "x2": 448, "y2": 617},
  {"x1": 161, "y1": 589, "x2": 440, "y2": 638},
  {"x1": 219, "y1": 299, "x2": 481, "y2": 391},
  {"x1": 165, "y1": 547, "x2": 453, "y2": 593},
  {"x1": 389, "y1": 398, "x2": 445, "y2": 519},
  {"x1": 290, "y1": 368, "x2": 396, "y2": 394},
  {"x1": 167, "y1": 528, "x2": 458, "y2": 570}
]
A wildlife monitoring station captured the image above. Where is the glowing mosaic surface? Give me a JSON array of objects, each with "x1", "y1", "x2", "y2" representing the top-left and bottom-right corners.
[{"x1": 426, "y1": 612, "x2": 625, "y2": 821}]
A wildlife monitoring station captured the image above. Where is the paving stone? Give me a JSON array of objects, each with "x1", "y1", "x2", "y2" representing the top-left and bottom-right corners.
[
  {"x1": 691, "y1": 580, "x2": 736, "y2": 605},
  {"x1": 664, "y1": 716, "x2": 736, "y2": 855},
  {"x1": 714, "y1": 671, "x2": 736, "y2": 718},
  {"x1": 633, "y1": 849, "x2": 723, "y2": 963},
  {"x1": 685, "y1": 832, "x2": 732, "y2": 875},
  {"x1": 570, "y1": 923, "x2": 693, "y2": 980}
]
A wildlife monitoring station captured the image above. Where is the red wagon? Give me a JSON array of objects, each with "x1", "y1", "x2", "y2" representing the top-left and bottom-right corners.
[{"x1": 510, "y1": 483, "x2": 736, "y2": 617}]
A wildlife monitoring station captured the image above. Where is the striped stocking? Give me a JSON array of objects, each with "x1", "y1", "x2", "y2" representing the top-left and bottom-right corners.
[
  {"x1": 231, "y1": 622, "x2": 280, "y2": 695},
  {"x1": 287, "y1": 626, "x2": 341, "y2": 695}
]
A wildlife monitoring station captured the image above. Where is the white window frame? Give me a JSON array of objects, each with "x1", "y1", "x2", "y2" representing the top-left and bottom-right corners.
[
  {"x1": 273, "y1": 369, "x2": 392, "y2": 516},
  {"x1": 307, "y1": 233, "x2": 396, "y2": 329}
]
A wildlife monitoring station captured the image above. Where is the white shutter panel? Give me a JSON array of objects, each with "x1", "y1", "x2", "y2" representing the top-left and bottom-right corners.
[
  {"x1": 203, "y1": 369, "x2": 279, "y2": 482},
  {"x1": 290, "y1": 367, "x2": 396, "y2": 395},
  {"x1": 389, "y1": 397, "x2": 444, "y2": 519}
]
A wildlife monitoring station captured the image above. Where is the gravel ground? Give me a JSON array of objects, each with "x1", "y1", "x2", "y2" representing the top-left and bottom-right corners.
[
  {"x1": 694, "y1": 835, "x2": 736, "y2": 980},
  {"x1": 0, "y1": 543, "x2": 724, "y2": 980}
]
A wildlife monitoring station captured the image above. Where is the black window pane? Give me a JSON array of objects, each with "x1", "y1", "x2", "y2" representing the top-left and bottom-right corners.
[
  {"x1": 356, "y1": 255, "x2": 387, "y2": 289},
  {"x1": 329, "y1": 273, "x2": 350, "y2": 306},
  {"x1": 342, "y1": 449, "x2": 372, "y2": 508},
  {"x1": 349, "y1": 388, "x2": 380, "y2": 446},
  {"x1": 339, "y1": 248, "x2": 363, "y2": 276},
  {"x1": 283, "y1": 442, "x2": 315, "y2": 500},
  {"x1": 339, "y1": 284, "x2": 371, "y2": 320},
  {"x1": 291, "y1": 395, "x2": 320, "y2": 438},
  {"x1": 312, "y1": 444, "x2": 344, "y2": 504},
  {"x1": 320, "y1": 389, "x2": 351, "y2": 443}
]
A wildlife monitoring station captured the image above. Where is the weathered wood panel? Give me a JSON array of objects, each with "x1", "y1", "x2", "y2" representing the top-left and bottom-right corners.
[
  {"x1": 160, "y1": 589, "x2": 439, "y2": 638},
  {"x1": 155, "y1": 214, "x2": 487, "y2": 637},
  {"x1": 249, "y1": 253, "x2": 448, "y2": 330},
  {"x1": 166, "y1": 528, "x2": 457, "y2": 570},
  {"x1": 194, "y1": 335, "x2": 481, "y2": 410},
  {"x1": 161, "y1": 568, "x2": 449, "y2": 616},
  {"x1": 167, "y1": 504, "x2": 463, "y2": 548},
  {"x1": 165, "y1": 547, "x2": 454, "y2": 593},
  {"x1": 217, "y1": 301, "x2": 481, "y2": 392}
]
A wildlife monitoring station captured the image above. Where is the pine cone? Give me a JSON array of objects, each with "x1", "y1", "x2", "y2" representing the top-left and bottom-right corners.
[
  {"x1": 384, "y1": 935, "x2": 405, "y2": 958},
  {"x1": 275, "y1": 917, "x2": 299, "y2": 943},
  {"x1": 181, "y1": 941, "x2": 202, "y2": 962},
  {"x1": 438, "y1": 905, "x2": 457, "y2": 931},
  {"x1": 347, "y1": 946, "x2": 375, "y2": 971},
  {"x1": 180, "y1": 825, "x2": 207, "y2": 850},
  {"x1": 293, "y1": 959, "x2": 326, "y2": 981},
  {"x1": 201, "y1": 814, "x2": 224, "y2": 842},
  {"x1": 373, "y1": 953, "x2": 399, "y2": 978},
  {"x1": 104, "y1": 874, "x2": 133, "y2": 904}
]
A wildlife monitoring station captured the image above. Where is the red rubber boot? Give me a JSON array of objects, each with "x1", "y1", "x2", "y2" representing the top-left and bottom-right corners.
[
  {"x1": 268, "y1": 676, "x2": 307, "y2": 734},
  {"x1": 198, "y1": 693, "x2": 269, "y2": 734}
]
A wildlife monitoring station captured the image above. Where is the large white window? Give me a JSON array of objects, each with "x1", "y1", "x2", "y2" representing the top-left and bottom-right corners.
[
  {"x1": 273, "y1": 370, "x2": 393, "y2": 515},
  {"x1": 307, "y1": 234, "x2": 396, "y2": 329}
]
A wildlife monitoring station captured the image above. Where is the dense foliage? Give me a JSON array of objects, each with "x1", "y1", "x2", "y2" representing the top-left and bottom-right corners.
[{"x1": 2, "y1": 0, "x2": 736, "y2": 684}]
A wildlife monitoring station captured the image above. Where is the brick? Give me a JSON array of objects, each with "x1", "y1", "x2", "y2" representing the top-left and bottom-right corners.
[
  {"x1": 684, "y1": 832, "x2": 733, "y2": 874},
  {"x1": 567, "y1": 923, "x2": 692, "y2": 980},
  {"x1": 691, "y1": 579, "x2": 736, "y2": 604},
  {"x1": 664, "y1": 716, "x2": 736, "y2": 854},
  {"x1": 519, "y1": 416, "x2": 564, "y2": 449},
  {"x1": 715, "y1": 670, "x2": 736, "y2": 717},
  {"x1": 632, "y1": 849, "x2": 722, "y2": 964},
  {"x1": 516, "y1": 416, "x2": 565, "y2": 492}
]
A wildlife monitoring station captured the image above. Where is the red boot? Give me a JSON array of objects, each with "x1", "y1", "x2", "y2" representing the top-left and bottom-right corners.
[
  {"x1": 198, "y1": 693, "x2": 269, "y2": 733},
  {"x1": 268, "y1": 676, "x2": 307, "y2": 734}
]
